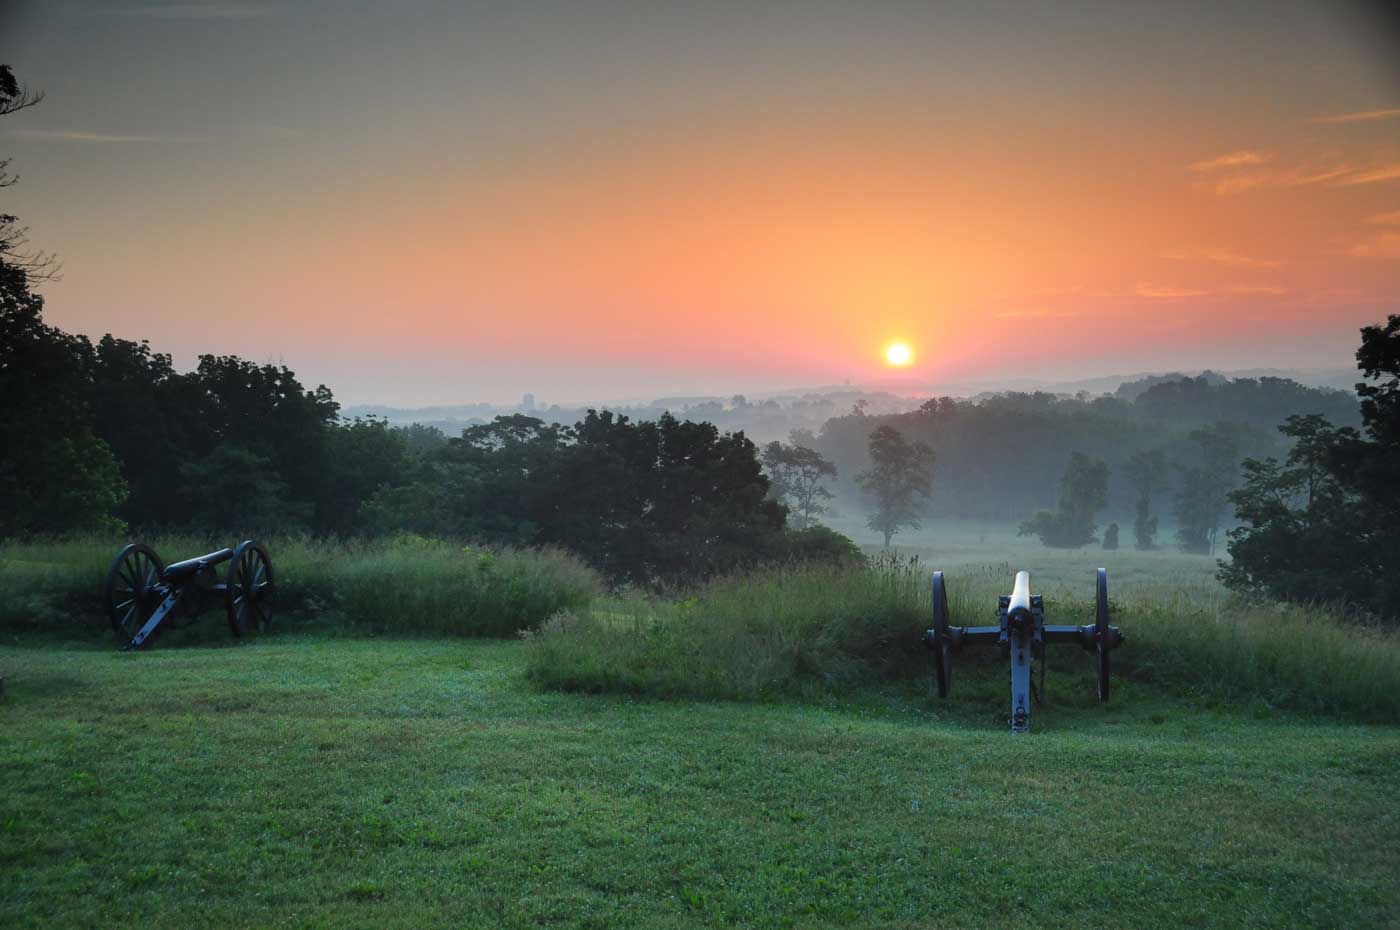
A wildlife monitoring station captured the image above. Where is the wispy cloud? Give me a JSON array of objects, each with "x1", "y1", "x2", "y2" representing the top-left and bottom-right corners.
[
  {"x1": 108, "y1": 4, "x2": 275, "y2": 20},
  {"x1": 1313, "y1": 107, "x2": 1400, "y2": 124},
  {"x1": 1369, "y1": 210, "x2": 1400, "y2": 225},
  {"x1": 1345, "y1": 231, "x2": 1400, "y2": 259},
  {"x1": 1136, "y1": 283, "x2": 1209, "y2": 299},
  {"x1": 1207, "y1": 165, "x2": 1353, "y2": 195},
  {"x1": 1228, "y1": 285, "x2": 1287, "y2": 295},
  {"x1": 11, "y1": 128, "x2": 184, "y2": 143},
  {"x1": 994, "y1": 310, "x2": 1079, "y2": 319},
  {"x1": 1190, "y1": 150, "x2": 1268, "y2": 172},
  {"x1": 1335, "y1": 164, "x2": 1400, "y2": 186},
  {"x1": 1161, "y1": 248, "x2": 1280, "y2": 269}
]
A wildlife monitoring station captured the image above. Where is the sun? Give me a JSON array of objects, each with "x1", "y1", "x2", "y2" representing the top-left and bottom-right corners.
[{"x1": 884, "y1": 342, "x2": 914, "y2": 367}]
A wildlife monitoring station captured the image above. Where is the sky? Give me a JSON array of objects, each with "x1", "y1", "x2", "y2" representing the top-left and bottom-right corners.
[{"x1": 2, "y1": 0, "x2": 1399, "y2": 405}]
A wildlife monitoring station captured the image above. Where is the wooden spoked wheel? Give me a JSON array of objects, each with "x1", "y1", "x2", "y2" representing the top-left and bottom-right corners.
[
  {"x1": 105, "y1": 543, "x2": 165, "y2": 642},
  {"x1": 931, "y1": 570, "x2": 953, "y2": 698},
  {"x1": 1095, "y1": 567, "x2": 1111, "y2": 703},
  {"x1": 226, "y1": 540, "x2": 275, "y2": 638}
]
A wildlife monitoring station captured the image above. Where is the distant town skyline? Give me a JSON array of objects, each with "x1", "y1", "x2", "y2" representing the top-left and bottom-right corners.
[{"x1": 3, "y1": 1, "x2": 1398, "y2": 405}]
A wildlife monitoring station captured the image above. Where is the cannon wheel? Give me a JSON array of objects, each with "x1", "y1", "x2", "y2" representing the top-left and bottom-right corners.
[
  {"x1": 106, "y1": 543, "x2": 165, "y2": 641},
  {"x1": 226, "y1": 540, "x2": 275, "y2": 638},
  {"x1": 931, "y1": 570, "x2": 952, "y2": 698},
  {"x1": 1095, "y1": 567, "x2": 1111, "y2": 703}
]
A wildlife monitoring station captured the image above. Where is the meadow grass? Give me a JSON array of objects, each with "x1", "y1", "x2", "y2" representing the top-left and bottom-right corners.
[
  {"x1": 0, "y1": 534, "x2": 601, "y2": 641},
  {"x1": 826, "y1": 514, "x2": 1224, "y2": 589},
  {"x1": 1, "y1": 637, "x2": 1397, "y2": 929},
  {"x1": 525, "y1": 559, "x2": 1400, "y2": 723}
]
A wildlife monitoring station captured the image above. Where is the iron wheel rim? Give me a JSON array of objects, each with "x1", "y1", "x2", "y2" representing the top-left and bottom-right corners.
[
  {"x1": 226, "y1": 541, "x2": 275, "y2": 638},
  {"x1": 932, "y1": 571, "x2": 951, "y2": 698},
  {"x1": 1095, "y1": 567, "x2": 1110, "y2": 703},
  {"x1": 105, "y1": 543, "x2": 164, "y2": 641}
]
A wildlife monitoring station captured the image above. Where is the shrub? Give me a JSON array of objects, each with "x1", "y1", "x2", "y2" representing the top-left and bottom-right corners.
[{"x1": 780, "y1": 526, "x2": 865, "y2": 568}]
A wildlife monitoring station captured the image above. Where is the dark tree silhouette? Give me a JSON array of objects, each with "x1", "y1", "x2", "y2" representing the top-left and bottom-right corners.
[
  {"x1": 1222, "y1": 315, "x2": 1400, "y2": 619},
  {"x1": 1123, "y1": 448, "x2": 1168, "y2": 549},
  {"x1": 762, "y1": 435, "x2": 838, "y2": 529},
  {"x1": 856, "y1": 425, "x2": 935, "y2": 547},
  {"x1": 1018, "y1": 452, "x2": 1109, "y2": 548}
]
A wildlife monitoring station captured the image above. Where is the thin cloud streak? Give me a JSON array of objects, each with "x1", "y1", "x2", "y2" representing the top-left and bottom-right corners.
[
  {"x1": 1369, "y1": 210, "x2": 1400, "y2": 225},
  {"x1": 1335, "y1": 165, "x2": 1400, "y2": 186},
  {"x1": 1209, "y1": 165, "x2": 1353, "y2": 195},
  {"x1": 1136, "y1": 283, "x2": 1209, "y2": 299},
  {"x1": 1313, "y1": 107, "x2": 1400, "y2": 124},
  {"x1": 10, "y1": 128, "x2": 186, "y2": 143},
  {"x1": 1161, "y1": 248, "x2": 1280, "y2": 268},
  {"x1": 1190, "y1": 150, "x2": 1268, "y2": 172}
]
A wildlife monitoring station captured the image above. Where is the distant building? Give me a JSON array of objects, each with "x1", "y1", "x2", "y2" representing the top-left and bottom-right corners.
[{"x1": 522, "y1": 393, "x2": 536, "y2": 412}]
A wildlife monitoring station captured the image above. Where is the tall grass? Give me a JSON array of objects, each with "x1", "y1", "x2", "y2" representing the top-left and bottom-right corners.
[
  {"x1": 332, "y1": 536, "x2": 601, "y2": 637},
  {"x1": 0, "y1": 533, "x2": 601, "y2": 639},
  {"x1": 524, "y1": 559, "x2": 1400, "y2": 722}
]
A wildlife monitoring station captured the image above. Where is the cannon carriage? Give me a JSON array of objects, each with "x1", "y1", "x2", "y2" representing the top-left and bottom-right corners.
[
  {"x1": 104, "y1": 540, "x2": 274, "y2": 650},
  {"x1": 925, "y1": 568, "x2": 1124, "y2": 733}
]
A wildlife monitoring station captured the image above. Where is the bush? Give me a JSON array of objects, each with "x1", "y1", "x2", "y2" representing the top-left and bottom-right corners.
[{"x1": 780, "y1": 526, "x2": 865, "y2": 567}]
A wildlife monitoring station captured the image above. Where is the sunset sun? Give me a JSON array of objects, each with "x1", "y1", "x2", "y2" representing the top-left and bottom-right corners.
[{"x1": 885, "y1": 342, "x2": 914, "y2": 367}]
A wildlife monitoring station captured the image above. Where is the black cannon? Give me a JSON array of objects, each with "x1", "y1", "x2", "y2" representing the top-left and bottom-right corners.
[
  {"x1": 104, "y1": 541, "x2": 275, "y2": 650},
  {"x1": 924, "y1": 568, "x2": 1124, "y2": 733}
]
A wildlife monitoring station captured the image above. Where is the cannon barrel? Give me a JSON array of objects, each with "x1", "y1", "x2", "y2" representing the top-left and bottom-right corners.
[
  {"x1": 162, "y1": 547, "x2": 235, "y2": 581},
  {"x1": 1008, "y1": 570, "x2": 1032, "y2": 619}
]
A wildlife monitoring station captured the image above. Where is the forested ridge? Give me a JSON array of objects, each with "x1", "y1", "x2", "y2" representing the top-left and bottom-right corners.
[{"x1": 816, "y1": 380, "x2": 1359, "y2": 523}]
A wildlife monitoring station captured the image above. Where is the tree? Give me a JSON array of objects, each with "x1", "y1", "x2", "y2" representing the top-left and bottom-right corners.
[
  {"x1": 0, "y1": 64, "x2": 127, "y2": 536},
  {"x1": 1018, "y1": 452, "x2": 1109, "y2": 547},
  {"x1": 1174, "y1": 423, "x2": 1237, "y2": 554},
  {"x1": 367, "y1": 411, "x2": 786, "y2": 587},
  {"x1": 1222, "y1": 315, "x2": 1400, "y2": 618},
  {"x1": 1123, "y1": 448, "x2": 1167, "y2": 550},
  {"x1": 1103, "y1": 522, "x2": 1119, "y2": 550},
  {"x1": 761, "y1": 435, "x2": 838, "y2": 529},
  {"x1": 856, "y1": 426, "x2": 935, "y2": 547}
]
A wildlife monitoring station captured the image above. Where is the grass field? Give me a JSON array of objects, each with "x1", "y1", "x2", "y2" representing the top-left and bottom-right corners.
[
  {"x1": 2, "y1": 636, "x2": 1398, "y2": 929},
  {"x1": 2, "y1": 528, "x2": 1397, "y2": 927},
  {"x1": 826, "y1": 515, "x2": 1224, "y2": 591}
]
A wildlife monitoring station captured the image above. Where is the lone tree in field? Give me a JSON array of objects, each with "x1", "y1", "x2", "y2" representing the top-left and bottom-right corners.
[
  {"x1": 1222, "y1": 315, "x2": 1400, "y2": 618},
  {"x1": 1102, "y1": 522, "x2": 1120, "y2": 550},
  {"x1": 761, "y1": 435, "x2": 838, "y2": 529},
  {"x1": 1123, "y1": 447, "x2": 1168, "y2": 550},
  {"x1": 856, "y1": 425, "x2": 935, "y2": 547},
  {"x1": 1018, "y1": 452, "x2": 1109, "y2": 547},
  {"x1": 1174, "y1": 423, "x2": 1237, "y2": 555}
]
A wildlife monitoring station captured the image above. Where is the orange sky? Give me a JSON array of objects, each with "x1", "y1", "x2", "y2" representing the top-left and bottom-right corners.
[{"x1": 4, "y1": 2, "x2": 1399, "y2": 403}]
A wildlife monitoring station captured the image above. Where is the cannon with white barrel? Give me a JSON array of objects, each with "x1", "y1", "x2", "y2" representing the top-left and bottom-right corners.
[{"x1": 924, "y1": 569, "x2": 1123, "y2": 733}]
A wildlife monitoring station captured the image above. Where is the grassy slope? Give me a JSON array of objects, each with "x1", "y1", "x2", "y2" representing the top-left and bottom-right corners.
[{"x1": 3, "y1": 637, "x2": 1397, "y2": 930}]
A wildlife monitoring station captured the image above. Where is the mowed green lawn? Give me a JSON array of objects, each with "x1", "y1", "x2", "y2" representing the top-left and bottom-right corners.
[{"x1": 2, "y1": 636, "x2": 1397, "y2": 929}]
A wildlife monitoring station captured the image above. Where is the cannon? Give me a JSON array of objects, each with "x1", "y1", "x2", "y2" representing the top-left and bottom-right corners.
[
  {"x1": 924, "y1": 568, "x2": 1124, "y2": 733},
  {"x1": 104, "y1": 541, "x2": 275, "y2": 650}
]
